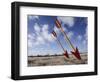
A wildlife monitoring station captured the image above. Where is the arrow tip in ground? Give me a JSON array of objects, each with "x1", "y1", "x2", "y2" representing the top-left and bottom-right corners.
[
  {"x1": 71, "y1": 47, "x2": 81, "y2": 60},
  {"x1": 63, "y1": 50, "x2": 69, "y2": 58}
]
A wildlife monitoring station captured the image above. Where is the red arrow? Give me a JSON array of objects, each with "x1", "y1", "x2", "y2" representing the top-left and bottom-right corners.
[
  {"x1": 63, "y1": 50, "x2": 69, "y2": 58},
  {"x1": 51, "y1": 31, "x2": 69, "y2": 58},
  {"x1": 52, "y1": 31, "x2": 57, "y2": 37},
  {"x1": 71, "y1": 47, "x2": 81, "y2": 60},
  {"x1": 55, "y1": 19, "x2": 81, "y2": 60}
]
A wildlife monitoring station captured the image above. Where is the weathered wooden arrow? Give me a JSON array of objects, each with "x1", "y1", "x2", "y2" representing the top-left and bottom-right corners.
[
  {"x1": 51, "y1": 31, "x2": 69, "y2": 58},
  {"x1": 55, "y1": 19, "x2": 81, "y2": 60}
]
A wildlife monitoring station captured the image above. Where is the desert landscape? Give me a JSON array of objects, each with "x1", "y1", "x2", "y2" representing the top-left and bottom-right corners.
[{"x1": 28, "y1": 53, "x2": 87, "y2": 67}]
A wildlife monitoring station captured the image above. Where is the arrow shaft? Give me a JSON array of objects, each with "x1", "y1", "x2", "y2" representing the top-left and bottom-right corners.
[
  {"x1": 56, "y1": 38, "x2": 65, "y2": 52},
  {"x1": 60, "y1": 27, "x2": 76, "y2": 51},
  {"x1": 51, "y1": 35, "x2": 65, "y2": 52},
  {"x1": 55, "y1": 19, "x2": 81, "y2": 60}
]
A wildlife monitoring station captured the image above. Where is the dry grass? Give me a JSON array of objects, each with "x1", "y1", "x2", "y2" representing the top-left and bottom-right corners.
[{"x1": 28, "y1": 54, "x2": 87, "y2": 67}]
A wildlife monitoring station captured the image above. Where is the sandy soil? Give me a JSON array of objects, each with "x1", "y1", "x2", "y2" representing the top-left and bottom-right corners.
[{"x1": 28, "y1": 54, "x2": 87, "y2": 67}]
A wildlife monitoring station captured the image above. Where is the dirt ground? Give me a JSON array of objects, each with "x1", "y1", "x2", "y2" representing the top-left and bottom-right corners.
[{"x1": 28, "y1": 54, "x2": 87, "y2": 67}]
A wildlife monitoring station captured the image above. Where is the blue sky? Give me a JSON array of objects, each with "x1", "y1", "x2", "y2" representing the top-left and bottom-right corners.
[{"x1": 27, "y1": 15, "x2": 88, "y2": 56}]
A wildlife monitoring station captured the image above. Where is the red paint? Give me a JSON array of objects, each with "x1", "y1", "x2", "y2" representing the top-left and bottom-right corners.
[
  {"x1": 52, "y1": 31, "x2": 57, "y2": 37},
  {"x1": 64, "y1": 50, "x2": 69, "y2": 58},
  {"x1": 55, "y1": 19, "x2": 61, "y2": 28},
  {"x1": 71, "y1": 47, "x2": 81, "y2": 60}
]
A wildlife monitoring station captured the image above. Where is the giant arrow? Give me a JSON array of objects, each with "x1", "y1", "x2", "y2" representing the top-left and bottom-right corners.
[
  {"x1": 51, "y1": 31, "x2": 69, "y2": 58},
  {"x1": 55, "y1": 19, "x2": 81, "y2": 60}
]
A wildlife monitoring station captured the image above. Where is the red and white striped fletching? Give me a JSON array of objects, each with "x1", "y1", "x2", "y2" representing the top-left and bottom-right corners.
[
  {"x1": 52, "y1": 31, "x2": 57, "y2": 37},
  {"x1": 55, "y1": 19, "x2": 61, "y2": 28}
]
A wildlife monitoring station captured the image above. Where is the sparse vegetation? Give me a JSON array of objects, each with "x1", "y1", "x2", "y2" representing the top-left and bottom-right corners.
[{"x1": 28, "y1": 53, "x2": 88, "y2": 67}]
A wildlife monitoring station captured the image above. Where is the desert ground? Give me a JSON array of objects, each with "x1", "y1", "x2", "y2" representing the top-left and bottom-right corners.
[{"x1": 28, "y1": 53, "x2": 87, "y2": 67}]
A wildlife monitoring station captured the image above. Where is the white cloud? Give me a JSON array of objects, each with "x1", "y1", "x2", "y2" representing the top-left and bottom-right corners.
[
  {"x1": 28, "y1": 33, "x2": 36, "y2": 47},
  {"x1": 42, "y1": 24, "x2": 54, "y2": 42},
  {"x1": 82, "y1": 27, "x2": 88, "y2": 45},
  {"x1": 84, "y1": 27, "x2": 88, "y2": 41},
  {"x1": 53, "y1": 26, "x2": 60, "y2": 35},
  {"x1": 28, "y1": 39, "x2": 33, "y2": 48},
  {"x1": 53, "y1": 25, "x2": 67, "y2": 37},
  {"x1": 42, "y1": 24, "x2": 48, "y2": 31},
  {"x1": 67, "y1": 31, "x2": 74, "y2": 39},
  {"x1": 53, "y1": 25, "x2": 74, "y2": 41},
  {"x1": 63, "y1": 31, "x2": 74, "y2": 42},
  {"x1": 36, "y1": 35, "x2": 45, "y2": 44},
  {"x1": 29, "y1": 15, "x2": 39, "y2": 20},
  {"x1": 83, "y1": 40, "x2": 86, "y2": 45},
  {"x1": 57, "y1": 16, "x2": 75, "y2": 27},
  {"x1": 28, "y1": 23, "x2": 55, "y2": 48},
  {"x1": 34, "y1": 23, "x2": 41, "y2": 33},
  {"x1": 77, "y1": 35, "x2": 82, "y2": 40},
  {"x1": 28, "y1": 33, "x2": 35, "y2": 40}
]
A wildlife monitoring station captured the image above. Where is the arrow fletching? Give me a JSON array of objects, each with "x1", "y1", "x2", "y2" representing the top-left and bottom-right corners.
[
  {"x1": 55, "y1": 19, "x2": 61, "y2": 28},
  {"x1": 51, "y1": 31, "x2": 57, "y2": 37}
]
